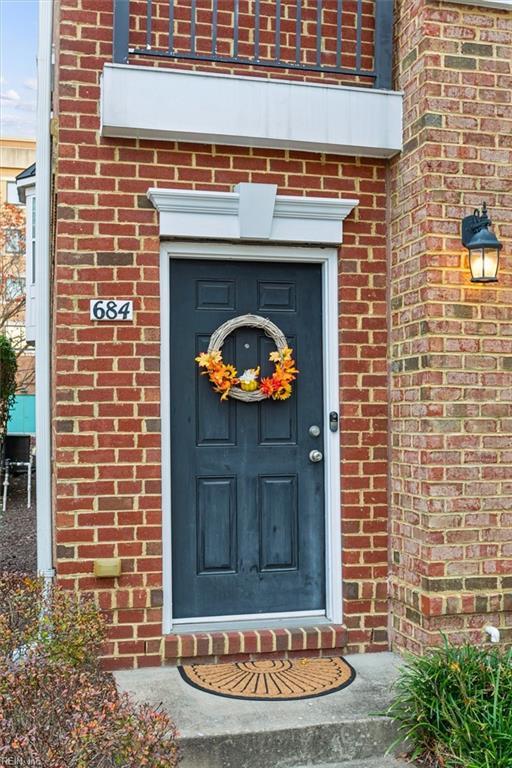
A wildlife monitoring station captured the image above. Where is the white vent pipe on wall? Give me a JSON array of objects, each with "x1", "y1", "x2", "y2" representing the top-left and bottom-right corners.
[{"x1": 483, "y1": 625, "x2": 500, "y2": 643}]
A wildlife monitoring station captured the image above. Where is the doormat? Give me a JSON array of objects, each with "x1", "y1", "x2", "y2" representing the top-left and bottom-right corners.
[{"x1": 178, "y1": 657, "x2": 355, "y2": 701}]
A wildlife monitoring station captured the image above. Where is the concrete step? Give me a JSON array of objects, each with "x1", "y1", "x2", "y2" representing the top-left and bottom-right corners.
[
  {"x1": 179, "y1": 719, "x2": 400, "y2": 768},
  {"x1": 116, "y1": 652, "x2": 403, "y2": 768},
  {"x1": 292, "y1": 760, "x2": 408, "y2": 768}
]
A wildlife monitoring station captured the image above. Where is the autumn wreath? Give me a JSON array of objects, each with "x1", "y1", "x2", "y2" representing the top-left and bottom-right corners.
[{"x1": 195, "y1": 314, "x2": 298, "y2": 402}]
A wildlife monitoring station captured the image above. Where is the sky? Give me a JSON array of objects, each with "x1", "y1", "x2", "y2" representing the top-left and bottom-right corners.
[{"x1": 0, "y1": 0, "x2": 38, "y2": 139}]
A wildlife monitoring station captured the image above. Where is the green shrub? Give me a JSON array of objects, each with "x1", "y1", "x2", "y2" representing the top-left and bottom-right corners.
[
  {"x1": 0, "y1": 572, "x2": 42, "y2": 656},
  {"x1": 387, "y1": 638, "x2": 512, "y2": 768},
  {"x1": 0, "y1": 572, "x2": 180, "y2": 767},
  {"x1": 0, "y1": 572, "x2": 105, "y2": 667},
  {"x1": 0, "y1": 333, "x2": 17, "y2": 447},
  {"x1": 0, "y1": 657, "x2": 179, "y2": 767}
]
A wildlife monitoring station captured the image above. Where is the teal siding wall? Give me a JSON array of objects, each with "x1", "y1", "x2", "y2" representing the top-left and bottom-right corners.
[{"x1": 7, "y1": 395, "x2": 36, "y2": 435}]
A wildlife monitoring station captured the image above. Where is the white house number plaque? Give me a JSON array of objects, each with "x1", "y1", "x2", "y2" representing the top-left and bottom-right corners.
[{"x1": 90, "y1": 299, "x2": 133, "y2": 321}]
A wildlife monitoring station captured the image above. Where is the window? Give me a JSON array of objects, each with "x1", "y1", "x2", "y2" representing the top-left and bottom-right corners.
[
  {"x1": 5, "y1": 277, "x2": 25, "y2": 300},
  {"x1": 3, "y1": 323, "x2": 26, "y2": 348},
  {"x1": 6, "y1": 181, "x2": 20, "y2": 205},
  {"x1": 4, "y1": 228, "x2": 22, "y2": 253},
  {"x1": 30, "y1": 196, "x2": 36, "y2": 284}
]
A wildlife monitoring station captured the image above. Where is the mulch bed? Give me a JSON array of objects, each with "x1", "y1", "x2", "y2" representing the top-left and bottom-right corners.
[{"x1": 0, "y1": 470, "x2": 37, "y2": 572}]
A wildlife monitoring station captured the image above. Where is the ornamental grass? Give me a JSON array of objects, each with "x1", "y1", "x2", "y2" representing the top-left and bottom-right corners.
[
  {"x1": 0, "y1": 572, "x2": 180, "y2": 767},
  {"x1": 386, "y1": 637, "x2": 512, "y2": 768}
]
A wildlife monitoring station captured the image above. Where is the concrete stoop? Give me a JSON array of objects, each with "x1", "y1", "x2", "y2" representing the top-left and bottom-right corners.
[
  {"x1": 115, "y1": 652, "x2": 405, "y2": 768},
  {"x1": 293, "y1": 760, "x2": 409, "y2": 768}
]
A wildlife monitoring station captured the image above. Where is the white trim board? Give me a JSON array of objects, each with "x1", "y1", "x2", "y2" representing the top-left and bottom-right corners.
[
  {"x1": 148, "y1": 184, "x2": 358, "y2": 245},
  {"x1": 35, "y1": 0, "x2": 54, "y2": 579},
  {"x1": 160, "y1": 242, "x2": 343, "y2": 633},
  {"x1": 102, "y1": 63, "x2": 403, "y2": 158},
  {"x1": 16, "y1": 175, "x2": 36, "y2": 205},
  {"x1": 173, "y1": 609, "x2": 324, "y2": 626},
  {"x1": 174, "y1": 615, "x2": 331, "y2": 634}
]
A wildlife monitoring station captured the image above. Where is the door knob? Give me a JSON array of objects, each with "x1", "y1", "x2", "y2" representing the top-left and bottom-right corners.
[{"x1": 309, "y1": 449, "x2": 323, "y2": 463}]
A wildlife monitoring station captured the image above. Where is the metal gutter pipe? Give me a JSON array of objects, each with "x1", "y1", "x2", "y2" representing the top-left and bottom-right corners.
[{"x1": 35, "y1": 0, "x2": 54, "y2": 578}]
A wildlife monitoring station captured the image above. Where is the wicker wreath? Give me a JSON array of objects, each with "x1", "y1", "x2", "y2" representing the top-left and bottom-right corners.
[{"x1": 196, "y1": 314, "x2": 298, "y2": 403}]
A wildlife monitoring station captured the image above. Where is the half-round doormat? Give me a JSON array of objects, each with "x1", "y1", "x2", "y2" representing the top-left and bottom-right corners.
[{"x1": 178, "y1": 656, "x2": 355, "y2": 701}]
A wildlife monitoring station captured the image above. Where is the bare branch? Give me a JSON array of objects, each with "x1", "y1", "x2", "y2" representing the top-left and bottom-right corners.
[{"x1": 1, "y1": 202, "x2": 34, "y2": 395}]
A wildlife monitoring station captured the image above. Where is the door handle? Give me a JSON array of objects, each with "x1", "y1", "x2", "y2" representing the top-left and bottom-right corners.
[{"x1": 309, "y1": 450, "x2": 323, "y2": 463}]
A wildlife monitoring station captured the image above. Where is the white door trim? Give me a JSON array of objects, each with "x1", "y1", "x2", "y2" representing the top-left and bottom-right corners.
[{"x1": 160, "y1": 241, "x2": 342, "y2": 633}]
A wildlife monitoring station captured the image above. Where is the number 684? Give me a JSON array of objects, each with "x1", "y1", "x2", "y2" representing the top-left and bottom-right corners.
[{"x1": 90, "y1": 299, "x2": 133, "y2": 321}]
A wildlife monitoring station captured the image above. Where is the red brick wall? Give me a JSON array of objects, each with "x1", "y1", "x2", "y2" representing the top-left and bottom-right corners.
[
  {"x1": 390, "y1": 0, "x2": 512, "y2": 653},
  {"x1": 53, "y1": 0, "x2": 389, "y2": 667}
]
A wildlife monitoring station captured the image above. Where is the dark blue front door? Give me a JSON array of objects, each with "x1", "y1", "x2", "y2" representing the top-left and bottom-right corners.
[{"x1": 170, "y1": 258, "x2": 325, "y2": 618}]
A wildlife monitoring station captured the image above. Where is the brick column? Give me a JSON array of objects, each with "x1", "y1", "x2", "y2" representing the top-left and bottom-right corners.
[{"x1": 390, "y1": 0, "x2": 512, "y2": 652}]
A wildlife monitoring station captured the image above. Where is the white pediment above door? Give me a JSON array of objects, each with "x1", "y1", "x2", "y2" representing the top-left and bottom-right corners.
[{"x1": 147, "y1": 183, "x2": 359, "y2": 245}]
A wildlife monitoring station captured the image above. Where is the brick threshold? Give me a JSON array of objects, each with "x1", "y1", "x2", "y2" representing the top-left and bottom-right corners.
[{"x1": 164, "y1": 624, "x2": 347, "y2": 666}]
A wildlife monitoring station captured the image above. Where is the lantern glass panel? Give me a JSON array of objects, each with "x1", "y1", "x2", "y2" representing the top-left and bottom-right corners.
[{"x1": 469, "y1": 247, "x2": 499, "y2": 282}]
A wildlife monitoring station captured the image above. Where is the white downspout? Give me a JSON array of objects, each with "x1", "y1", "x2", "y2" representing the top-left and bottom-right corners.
[{"x1": 35, "y1": 0, "x2": 54, "y2": 578}]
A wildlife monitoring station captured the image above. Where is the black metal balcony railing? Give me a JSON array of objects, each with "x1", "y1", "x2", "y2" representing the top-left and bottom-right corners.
[{"x1": 113, "y1": 1, "x2": 393, "y2": 90}]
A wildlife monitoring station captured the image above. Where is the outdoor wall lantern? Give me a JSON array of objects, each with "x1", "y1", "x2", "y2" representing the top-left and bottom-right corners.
[{"x1": 462, "y1": 202, "x2": 502, "y2": 283}]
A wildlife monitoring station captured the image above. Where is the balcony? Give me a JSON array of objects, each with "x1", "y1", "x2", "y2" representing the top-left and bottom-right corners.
[
  {"x1": 101, "y1": 1, "x2": 402, "y2": 158},
  {"x1": 113, "y1": 0, "x2": 393, "y2": 88}
]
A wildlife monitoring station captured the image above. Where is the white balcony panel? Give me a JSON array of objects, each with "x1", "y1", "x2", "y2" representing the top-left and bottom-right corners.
[{"x1": 101, "y1": 64, "x2": 402, "y2": 159}]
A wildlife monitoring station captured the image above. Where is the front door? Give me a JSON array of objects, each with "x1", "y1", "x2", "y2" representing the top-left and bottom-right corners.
[{"x1": 170, "y1": 258, "x2": 325, "y2": 619}]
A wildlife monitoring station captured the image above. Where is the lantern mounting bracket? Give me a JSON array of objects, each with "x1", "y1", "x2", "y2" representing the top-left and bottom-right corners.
[{"x1": 461, "y1": 202, "x2": 491, "y2": 248}]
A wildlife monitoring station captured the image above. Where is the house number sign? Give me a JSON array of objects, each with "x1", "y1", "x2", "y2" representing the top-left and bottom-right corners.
[{"x1": 90, "y1": 299, "x2": 133, "y2": 321}]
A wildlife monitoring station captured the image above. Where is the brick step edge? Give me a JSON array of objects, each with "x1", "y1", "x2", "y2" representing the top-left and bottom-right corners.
[{"x1": 164, "y1": 624, "x2": 347, "y2": 664}]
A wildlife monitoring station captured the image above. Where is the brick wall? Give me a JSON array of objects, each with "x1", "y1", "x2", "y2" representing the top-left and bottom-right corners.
[
  {"x1": 390, "y1": 0, "x2": 512, "y2": 652},
  {"x1": 53, "y1": 0, "x2": 388, "y2": 668}
]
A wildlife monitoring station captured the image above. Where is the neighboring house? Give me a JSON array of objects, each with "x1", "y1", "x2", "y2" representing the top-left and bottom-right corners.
[
  {"x1": 0, "y1": 138, "x2": 36, "y2": 207},
  {"x1": 5, "y1": 164, "x2": 38, "y2": 440},
  {"x1": 0, "y1": 139, "x2": 36, "y2": 400},
  {"x1": 31, "y1": 0, "x2": 511, "y2": 670},
  {"x1": 16, "y1": 163, "x2": 37, "y2": 346}
]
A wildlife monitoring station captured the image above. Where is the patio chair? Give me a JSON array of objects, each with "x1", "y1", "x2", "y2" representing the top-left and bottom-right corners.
[{"x1": 1, "y1": 435, "x2": 34, "y2": 514}]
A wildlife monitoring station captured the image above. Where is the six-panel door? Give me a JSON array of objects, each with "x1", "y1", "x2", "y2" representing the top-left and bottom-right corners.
[{"x1": 170, "y1": 258, "x2": 325, "y2": 618}]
